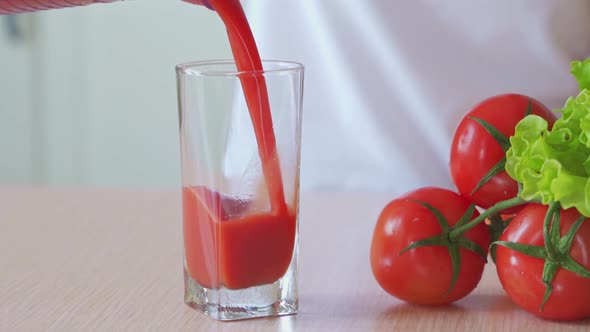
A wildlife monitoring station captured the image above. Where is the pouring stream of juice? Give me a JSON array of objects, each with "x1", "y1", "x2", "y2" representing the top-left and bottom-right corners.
[{"x1": 207, "y1": 0, "x2": 287, "y2": 215}]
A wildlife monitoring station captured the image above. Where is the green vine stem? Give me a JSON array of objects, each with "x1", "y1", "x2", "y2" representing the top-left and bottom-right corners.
[
  {"x1": 488, "y1": 214, "x2": 510, "y2": 263},
  {"x1": 449, "y1": 197, "x2": 527, "y2": 240},
  {"x1": 543, "y1": 202, "x2": 561, "y2": 260}
]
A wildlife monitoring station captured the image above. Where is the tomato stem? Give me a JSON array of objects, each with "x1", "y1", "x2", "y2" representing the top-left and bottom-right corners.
[
  {"x1": 540, "y1": 260, "x2": 559, "y2": 311},
  {"x1": 449, "y1": 197, "x2": 527, "y2": 240},
  {"x1": 399, "y1": 200, "x2": 487, "y2": 297},
  {"x1": 543, "y1": 202, "x2": 561, "y2": 261},
  {"x1": 488, "y1": 214, "x2": 509, "y2": 263}
]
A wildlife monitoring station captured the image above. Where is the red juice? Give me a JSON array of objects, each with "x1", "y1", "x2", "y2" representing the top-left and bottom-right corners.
[
  {"x1": 208, "y1": 0, "x2": 287, "y2": 214},
  {"x1": 183, "y1": 186, "x2": 297, "y2": 289}
]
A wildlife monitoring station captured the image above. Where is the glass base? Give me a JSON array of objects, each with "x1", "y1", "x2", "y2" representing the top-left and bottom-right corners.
[{"x1": 183, "y1": 265, "x2": 298, "y2": 321}]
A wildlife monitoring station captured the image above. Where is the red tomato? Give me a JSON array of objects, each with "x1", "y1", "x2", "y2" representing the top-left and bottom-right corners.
[
  {"x1": 496, "y1": 204, "x2": 590, "y2": 321},
  {"x1": 370, "y1": 187, "x2": 489, "y2": 305},
  {"x1": 450, "y1": 94, "x2": 556, "y2": 211}
]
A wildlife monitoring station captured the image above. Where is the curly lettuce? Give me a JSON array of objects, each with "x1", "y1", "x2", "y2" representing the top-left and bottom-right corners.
[
  {"x1": 572, "y1": 59, "x2": 590, "y2": 91},
  {"x1": 506, "y1": 59, "x2": 590, "y2": 216}
]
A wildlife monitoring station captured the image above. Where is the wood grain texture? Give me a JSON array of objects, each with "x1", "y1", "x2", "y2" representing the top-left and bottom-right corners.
[{"x1": 1, "y1": 186, "x2": 589, "y2": 331}]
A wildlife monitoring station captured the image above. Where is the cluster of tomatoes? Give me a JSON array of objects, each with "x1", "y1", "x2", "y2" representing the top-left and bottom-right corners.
[{"x1": 369, "y1": 94, "x2": 590, "y2": 321}]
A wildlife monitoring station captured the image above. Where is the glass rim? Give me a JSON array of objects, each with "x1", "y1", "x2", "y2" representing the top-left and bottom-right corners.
[{"x1": 175, "y1": 59, "x2": 304, "y2": 77}]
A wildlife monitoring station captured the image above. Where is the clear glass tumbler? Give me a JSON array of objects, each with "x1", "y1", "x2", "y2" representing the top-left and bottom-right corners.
[{"x1": 176, "y1": 60, "x2": 304, "y2": 321}]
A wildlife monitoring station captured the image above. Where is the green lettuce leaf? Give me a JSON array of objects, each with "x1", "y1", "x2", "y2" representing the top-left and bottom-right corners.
[
  {"x1": 572, "y1": 59, "x2": 590, "y2": 91},
  {"x1": 506, "y1": 59, "x2": 590, "y2": 216}
]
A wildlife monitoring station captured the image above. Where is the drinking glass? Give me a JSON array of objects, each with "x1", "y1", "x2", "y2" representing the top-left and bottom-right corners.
[{"x1": 176, "y1": 60, "x2": 304, "y2": 321}]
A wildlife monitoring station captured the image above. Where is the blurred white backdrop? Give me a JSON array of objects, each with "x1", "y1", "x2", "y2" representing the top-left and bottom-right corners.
[
  {"x1": 3, "y1": 1, "x2": 590, "y2": 193},
  {"x1": 0, "y1": 0, "x2": 229, "y2": 188}
]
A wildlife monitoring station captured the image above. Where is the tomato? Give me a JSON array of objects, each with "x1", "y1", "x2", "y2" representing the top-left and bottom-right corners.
[
  {"x1": 495, "y1": 204, "x2": 590, "y2": 320},
  {"x1": 450, "y1": 94, "x2": 556, "y2": 211},
  {"x1": 370, "y1": 187, "x2": 490, "y2": 305}
]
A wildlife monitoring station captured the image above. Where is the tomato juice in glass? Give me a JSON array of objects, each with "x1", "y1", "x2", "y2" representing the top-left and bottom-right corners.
[
  {"x1": 177, "y1": 0, "x2": 303, "y2": 320},
  {"x1": 176, "y1": 59, "x2": 303, "y2": 320}
]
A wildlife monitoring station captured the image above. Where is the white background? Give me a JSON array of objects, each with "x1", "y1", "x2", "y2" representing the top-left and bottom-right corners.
[
  {"x1": 2, "y1": 0, "x2": 590, "y2": 193},
  {"x1": 0, "y1": 0, "x2": 229, "y2": 188}
]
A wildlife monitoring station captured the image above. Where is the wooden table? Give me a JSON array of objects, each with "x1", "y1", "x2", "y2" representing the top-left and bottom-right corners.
[{"x1": 1, "y1": 186, "x2": 588, "y2": 331}]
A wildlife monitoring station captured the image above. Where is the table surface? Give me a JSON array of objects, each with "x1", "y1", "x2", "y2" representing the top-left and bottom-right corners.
[{"x1": 1, "y1": 186, "x2": 589, "y2": 331}]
